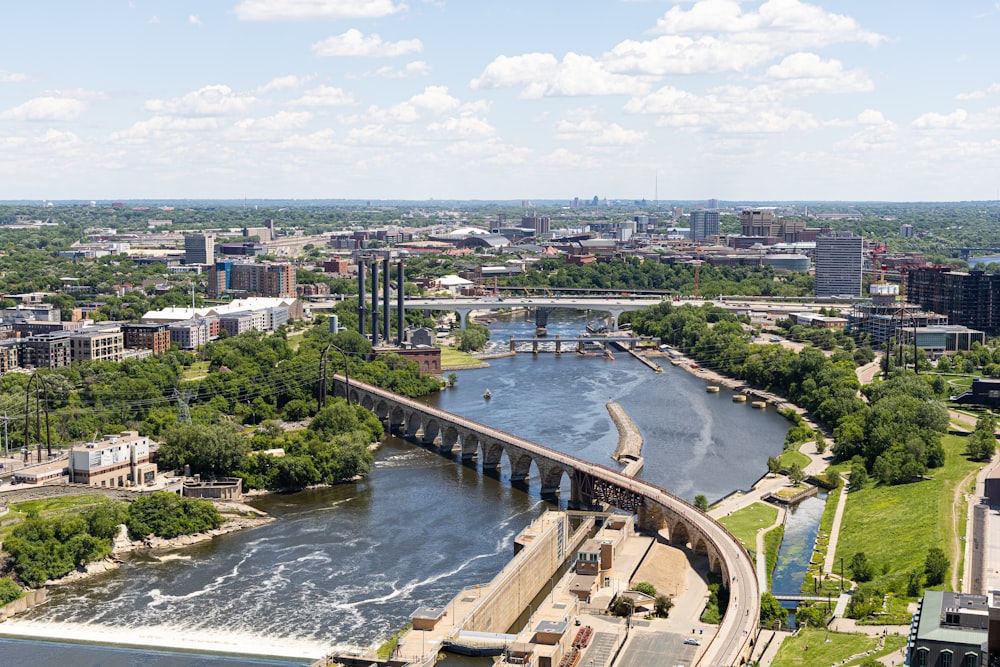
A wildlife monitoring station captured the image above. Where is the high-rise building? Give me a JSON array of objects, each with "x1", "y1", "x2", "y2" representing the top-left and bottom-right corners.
[
  {"x1": 908, "y1": 268, "x2": 1000, "y2": 334},
  {"x1": 707, "y1": 198, "x2": 719, "y2": 209},
  {"x1": 739, "y1": 209, "x2": 776, "y2": 237},
  {"x1": 900, "y1": 224, "x2": 914, "y2": 238},
  {"x1": 690, "y1": 209, "x2": 721, "y2": 243},
  {"x1": 814, "y1": 232, "x2": 863, "y2": 298},
  {"x1": 184, "y1": 234, "x2": 214, "y2": 265},
  {"x1": 207, "y1": 261, "x2": 297, "y2": 298}
]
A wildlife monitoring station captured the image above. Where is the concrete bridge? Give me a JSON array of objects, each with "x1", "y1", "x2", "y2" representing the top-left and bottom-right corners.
[
  {"x1": 337, "y1": 375, "x2": 760, "y2": 666},
  {"x1": 397, "y1": 296, "x2": 664, "y2": 330}
]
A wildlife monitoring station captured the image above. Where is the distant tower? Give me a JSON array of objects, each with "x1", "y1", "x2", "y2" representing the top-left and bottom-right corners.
[
  {"x1": 815, "y1": 232, "x2": 863, "y2": 298},
  {"x1": 690, "y1": 209, "x2": 720, "y2": 243},
  {"x1": 184, "y1": 234, "x2": 214, "y2": 265}
]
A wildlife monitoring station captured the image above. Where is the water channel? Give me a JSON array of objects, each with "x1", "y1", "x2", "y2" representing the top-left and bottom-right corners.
[{"x1": 2, "y1": 310, "x2": 807, "y2": 665}]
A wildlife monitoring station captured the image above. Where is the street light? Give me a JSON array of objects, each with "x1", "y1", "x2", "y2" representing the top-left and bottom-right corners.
[{"x1": 840, "y1": 556, "x2": 845, "y2": 592}]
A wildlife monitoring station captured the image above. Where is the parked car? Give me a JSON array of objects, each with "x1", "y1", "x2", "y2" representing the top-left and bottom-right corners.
[{"x1": 684, "y1": 637, "x2": 701, "y2": 646}]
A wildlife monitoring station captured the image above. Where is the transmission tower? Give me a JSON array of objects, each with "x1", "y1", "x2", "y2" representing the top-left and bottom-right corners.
[{"x1": 173, "y1": 389, "x2": 195, "y2": 424}]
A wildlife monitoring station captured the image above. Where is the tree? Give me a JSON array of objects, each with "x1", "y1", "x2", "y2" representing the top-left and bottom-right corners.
[
  {"x1": 965, "y1": 413, "x2": 997, "y2": 461},
  {"x1": 759, "y1": 592, "x2": 786, "y2": 626},
  {"x1": 823, "y1": 468, "x2": 842, "y2": 490},
  {"x1": 787, "y1": 462, "x2": 804, "y2": 486},
  {"x1": 159, "y1": 423, "x2": 249, "y2": 479},
  {"x1": 850, "y1": 458, "x2": 868, "y2": 491},
  {"x1": 693, "y1": 494, "x2": 709, "y2": 511},
  {"x1": 924, "y1": 547, "x2": 949, "y2": 586},
  {"x1": 653, "y1": 594, "x2": 673, "y2": 618},
  {"x1": 795, "y1": 604, "x2": 825, "y2": 628},
  {"x1": 850, "y1": 552, "x2": 874, "y2": 582},
  {"x1": 767, "y1": 456, "x2": 781, "y2": 476},
  {"x1": 633, "y1": 582, "x2": 656, "y2": 597}
]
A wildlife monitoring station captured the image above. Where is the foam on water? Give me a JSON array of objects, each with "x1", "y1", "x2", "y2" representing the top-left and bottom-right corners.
[{"x1": 0, "y1": 620, "x2": 331, "y2": 660}]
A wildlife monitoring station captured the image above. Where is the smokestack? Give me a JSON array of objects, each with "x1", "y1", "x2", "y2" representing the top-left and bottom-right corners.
[
  {"x1": 357, "y1": 258, "x2": 366, "y2": 338},
  {"x1": 383, "y1": 256, "x2": 391, "y2": 347},
  {"x1": 396, "y1": 260, "x2": 404, "y2": 346},
  {"x1": 371, "y1": 259, "x2": 379, "y2": 346}
]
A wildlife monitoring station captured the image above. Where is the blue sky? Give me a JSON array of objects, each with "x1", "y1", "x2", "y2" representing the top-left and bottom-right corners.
[{"x1": 1, "y1": 0, "x2": 999, "y2": 202}]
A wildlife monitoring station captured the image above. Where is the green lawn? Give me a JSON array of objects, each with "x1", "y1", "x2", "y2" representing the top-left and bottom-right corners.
[
  {"x1": 834, "y1": 434, "x2": 981, "y2": 593},
  {"x1": 181, "y1": 360, "x2": 211, "y2": 381},
  {"x1": 771, "y1": 628, "x2": 885, "y2": 667},
  {"x1": 0, "y1": 495, "x2": 115, "y2": 541},
  {"x1": 778, "y1": 449, "x2": 810, "y2": 471},
  {"x1": 718, "y1": 502, "x2": 779, "y2": 555},
  {"x1": 764, "y1": 525, "x2": 784, "y2": 587},
  {"x1": 439, "y1": 346, "x2": 488, "y2": 369}
]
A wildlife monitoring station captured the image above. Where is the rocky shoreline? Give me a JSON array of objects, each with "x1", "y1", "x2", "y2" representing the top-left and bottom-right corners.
[{"x1": 43, "y1": 501, "x2": 274, "y2": 588}]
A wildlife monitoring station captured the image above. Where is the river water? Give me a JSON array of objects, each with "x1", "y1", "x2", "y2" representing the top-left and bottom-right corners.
[{"x1": 1, "y1": 310, "x2": 794, "y2": 665}]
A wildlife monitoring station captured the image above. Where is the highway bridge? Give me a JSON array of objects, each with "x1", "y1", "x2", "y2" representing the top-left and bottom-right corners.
[
  {"x1": 393, "y1": 296, "x2": 665, "y2": 330},
  {"x1": 338, "y1": 375, "x2": 760, "y2": 666}
]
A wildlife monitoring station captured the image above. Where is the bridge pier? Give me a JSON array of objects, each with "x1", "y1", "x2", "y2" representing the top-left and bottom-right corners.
[
  {"x1": 532, "y1": 340, "x2": 538, "y2": 354},
  {"x1": 555, "y1": 336, "x2": 561, "y2": 355}
]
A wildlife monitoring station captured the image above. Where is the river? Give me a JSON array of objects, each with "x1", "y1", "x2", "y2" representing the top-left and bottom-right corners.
[{"x1": 0, "y1": 310, "x2": 793, "y2": 665}]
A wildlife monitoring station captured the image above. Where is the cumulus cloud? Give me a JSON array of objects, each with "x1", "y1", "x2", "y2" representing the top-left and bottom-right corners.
[
  {"x1": 956, "y1": 83, "x2": 1000, "y2": 100},
  {"x1": 554, "y1": 114, "x2": 646, "y2": 146},
  {"x1": 290, "y1": 85, "x2": 356, "y2": 107},
  {"x1": 144, "y1": 85, "x2": 256, "y2": 116},
  {"x1": 912, "y1": 109, "x2": 968, "y2": 130},
  {"x1": 189, "y1": 14, "x2": 203, "y2": 26},
  {"x1": 0, "y1": 69, "x2": 29, "y2": 83},
  {"x1": 764, "y1": 53, "x2": 872, "y2": 94},
  {"x1": 0, "y1": 96, "x2": 87, "y2": 121},
  {"x1": 857, "y1": 109, "x2": 891, "y2": 126},
  {"x1": 471, "y1": 52, "x2": 650, "y2": 98},
  {"x1": 234, "y1": 0, "x2": 405, "y2": 21},
  {"x1": 256, "y1": 74, "x2": 313, "y2": 93},
  {"x1": 312, "y1": 29, "x2": 422, "y2": 57},
  {"x1": 359, "y1": 61, "x2": 430, "y2": 79},
  {"x1": 233, "y1": 111, "x2": 314, "y2": 133}
]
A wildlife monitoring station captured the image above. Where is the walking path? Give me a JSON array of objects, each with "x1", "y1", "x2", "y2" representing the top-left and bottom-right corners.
[
  {"x1": 961, "y1": 449, "x2": 1000, "y2": 593},
  {"x1": 823, "y1": 474, "x2": 851, "y2": 575}
]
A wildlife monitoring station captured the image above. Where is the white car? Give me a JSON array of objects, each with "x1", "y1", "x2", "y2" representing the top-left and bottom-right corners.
[{"x1": 684, "y1": 637, "x2": 701, "y2": 646}]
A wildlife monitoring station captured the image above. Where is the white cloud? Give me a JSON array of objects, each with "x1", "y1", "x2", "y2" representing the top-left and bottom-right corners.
[
  {"x1": 233, "y1": 111, "x2": 314, "y2": 134},
  {"x1": 764, "y1": 53, "x2": 872, "y2": 94},
  {"x1": 912, "y1": 109, "x2": 968, "y2": 130},
  {"x1": 409, "y1": 86, "x2": 460, "y2": 112},
  {"x1": 857, "y1": 109, "x2": 890, "y2": 126},
  {"x1": 290, "y1": 85, "x2": 356, "y2": 107},
  {"x1": 109, "y1": 116, "x2": 220, "y2": 144},
  {"x1": 144, "y1": 85, "x2": 256, "y2": 117},
  {"x1": 312, "y1": 29, "x2": 422, "y2": 57},
  {"x1": 234, "y1": 0, "x2": 405, "y2": 21},
  {"x1": 426, "y1": 116, "x2": 495, "y2": 140},
  {"x1": 189, "y1": 14, "x2": 203, "y2": 26},
  {"x1": 360, "y1": 61, "x2": 430, "y2": 79},
  {"x1": 471, "y1": 52, "x2": 650, "y2": 98},
  {"x1": 0, "y1": 69, "x2": 29, "y2": 83},
  {"x1": 148, "y1": 15, "x2": 160, "y2": 24},
  {"x1": 256, "y1": 75, "x2": 313, "y2": 93},
  {"x1": 0, "y1": 96, "x2": 87, "y2": 121},
  {"x1": 956, "y1": 83, "x2": 1000, "y2": 100},
  {"x1": 554, "y1": 114, "x2": 646, "y2": 146},
  {"x1": 719, "y1": 108, "x2": 819, "y2": 133},
  {"x1": 653, "y1": 0, "x2": 884, "y2": 48}
]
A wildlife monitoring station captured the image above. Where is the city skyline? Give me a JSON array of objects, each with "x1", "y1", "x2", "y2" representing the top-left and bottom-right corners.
[{"x1": 1, "y1": 1, "x2": 998, "y2": 202}]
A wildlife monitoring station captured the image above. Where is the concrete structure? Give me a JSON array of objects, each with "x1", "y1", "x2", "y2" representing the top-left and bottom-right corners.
[
  {"x1": 393, "y1": 296, "x2": 664, "y2": 330},
  {"x1": 183, "y1": 233, "x2": 214, "y2": 265},
  {"x1": 339, "y1": 376, "x2": 759, "y2": 667},
  {"x1": 142, "y1": 297, "x2": 302, "y2": 325},
  {"x1": 0, "y1": 339, "x2": 20, "y2": 373},
  {"x1": 69, "y1": 431, "x2": 157, "y2": 488},
  {"x1": 182, "y1": 476, "x2": 243, "y2": 500},
  {"x1": 953, "y1": 378, "x2": 1000, "y2": 408},
  {"x1": 168, "y1": 318, "x2": 214, "y2": 350},
  {"x1": 908, "y1": 268, "x2": 1000, "y2": 335},
  {"x1": 207, "y1": 261, "x2": 297, "y2": 298},
  {"x1": 790, "y1": 312, "x2": 848, "y2": 330},
  {"x1": 69, "y1": 327, "x2": 124, "y2": 363},
  {"x1": 21, "y1": 332, "x2": 72, "y2": 369},
  {"x1": 815, "y1": 232, "x2": 863, "y2": 298},
  {"x1": 906, "y1": 591, "x2": 987, "y2": 667},
  {"x1": 690, "y1": 209, "x2": 720, "y2": 243},
  {"x1": 900, "y1": 325, "x2": 986, "y2": 358},
  {"x1": 122, "y1": 322, "x2": 171, "y2": 354},
  {"x1": 847, "y1": 283, "x2": 948, "y2": 347}
]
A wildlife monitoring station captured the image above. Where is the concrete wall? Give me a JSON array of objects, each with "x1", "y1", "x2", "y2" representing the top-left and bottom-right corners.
[
  {"x1": 465, "y1": 512, "x2": 591, "y2": 635},
  {"x1": 0, "y1": 588, "x2": 46, "y2": 620}
]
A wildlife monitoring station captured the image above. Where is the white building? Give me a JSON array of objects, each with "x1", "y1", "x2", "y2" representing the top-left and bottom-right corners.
[{"x1": 69, "y1": 431, "x2": 157, "y2": 488}]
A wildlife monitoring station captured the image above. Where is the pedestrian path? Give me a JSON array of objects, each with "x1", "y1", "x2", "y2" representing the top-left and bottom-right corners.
[
  {"x1": 756, "y1": 508, "x2": 785, "y2": 592},
  {"x1": 823, "y1": 474, "x2": 851, "y2": 575}
]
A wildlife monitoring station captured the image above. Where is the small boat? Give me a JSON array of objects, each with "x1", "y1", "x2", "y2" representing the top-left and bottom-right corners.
[{"x1": 483, "y1": 389, "x2": 491, "y2": 400}]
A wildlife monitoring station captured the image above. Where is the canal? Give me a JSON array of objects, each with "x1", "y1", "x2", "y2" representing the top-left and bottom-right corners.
[{"x1": 1, "y1": 310, "x2": 794, "y2": 665}]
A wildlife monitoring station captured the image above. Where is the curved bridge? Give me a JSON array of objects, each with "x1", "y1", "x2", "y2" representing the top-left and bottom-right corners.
[{"x1": 338, "y1": 376, "x2": 759, "y2": 666}]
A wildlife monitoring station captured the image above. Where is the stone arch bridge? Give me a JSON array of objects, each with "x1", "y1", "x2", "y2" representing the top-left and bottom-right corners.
[{"x1": 338, "y1": 376, "x2": 759, "y2": 666}]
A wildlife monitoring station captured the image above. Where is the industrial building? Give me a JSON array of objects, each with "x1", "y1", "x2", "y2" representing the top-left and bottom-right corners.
[
  {"x1": 69, "y1": 431, "x2": 157, "y2": 488},
  {"x1": 907, "y1": 268, "x2": 1000, "y2": 335}
]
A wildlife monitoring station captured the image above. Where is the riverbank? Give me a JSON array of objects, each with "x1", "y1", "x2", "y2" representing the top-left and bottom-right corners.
[
  {"x1": 39, "y1": 501, "x2": 274, "y2": 588},
  {"x1": 607, "y1": 401, "x2": 643, "y2": 463}
]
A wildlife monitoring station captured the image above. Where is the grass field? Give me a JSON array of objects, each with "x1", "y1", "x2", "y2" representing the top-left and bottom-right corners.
[
  {"x1": 718, "y1": 502, "x2": 778, "y2": 556},
  {"x1": 439, "y1": 347, "x2": 488, "y2": 369},
  {"x1": 764, "y1": 525, "x2": 784, "y2": 586},
  {"x1": 180, "y1": 360, "x2": 211, "y2": 382},
  {"x1": 771, "y1": 628, "x2": 906, "y2": 667},
  {"x1": 834, "y1": 433, "x2": 981, "y2": 594},
  {"x1": 0, "y1": 495, "x2": 114, "y2": 541},
  {"x1": 778, "y1": 449, "x2": 810, "y2": 471}
]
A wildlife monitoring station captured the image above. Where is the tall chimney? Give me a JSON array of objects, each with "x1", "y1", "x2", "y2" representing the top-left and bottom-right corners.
[
  {"x1": 396, "y1": 260, "x2": 404, "y2": 346},
  {"x1": 383, "y1": 256, "x2": 391, "y2": 347},
  {"x1": 371, "y1": 259, "x2": 379, "y2": 346},
  {"x1": 357, "y1": 258, "x2": 366, "y2": 338}
]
